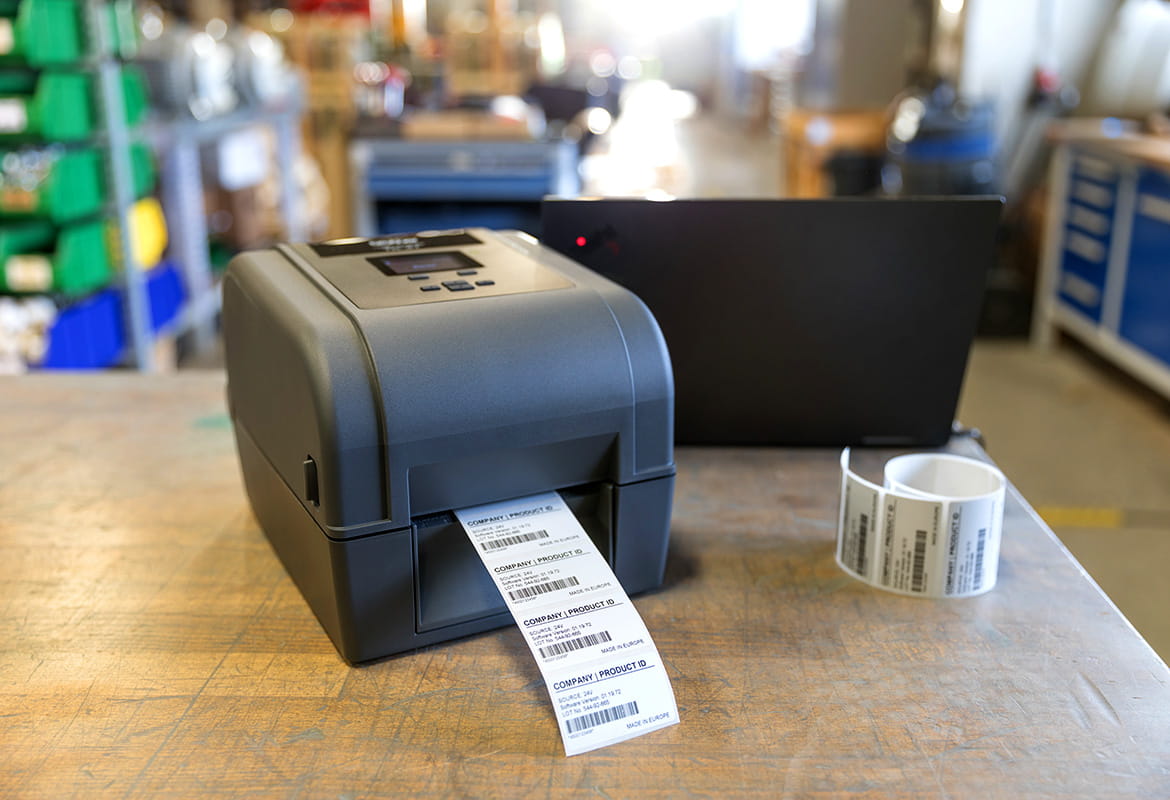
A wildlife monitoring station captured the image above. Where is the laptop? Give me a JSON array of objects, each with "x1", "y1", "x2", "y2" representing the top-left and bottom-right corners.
[{"x1": 541, "y1": 197, "x2": 1003, "y2": 446}]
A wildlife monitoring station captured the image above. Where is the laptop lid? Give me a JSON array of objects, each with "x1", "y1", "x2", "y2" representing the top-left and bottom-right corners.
[{"x1": 540, "y1": 197, "x2": 1003, "y2": 446}]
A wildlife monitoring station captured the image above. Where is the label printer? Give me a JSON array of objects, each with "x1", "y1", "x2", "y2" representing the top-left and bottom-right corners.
[{"x1": 223, "y1": 229, "x2": 676, "y2": 663}]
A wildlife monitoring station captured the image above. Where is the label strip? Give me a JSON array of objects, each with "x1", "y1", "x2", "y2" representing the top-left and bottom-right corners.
[
  {"x1": 455, "y1": 491, "x2": 679, "y2": 756},
  {"x1": 837, "y1": 449, "x2": 1006, "y2": 598}
]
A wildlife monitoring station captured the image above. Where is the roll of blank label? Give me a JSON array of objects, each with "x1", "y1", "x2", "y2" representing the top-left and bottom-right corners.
[{"x1": 837, "y1": 448, "x2": 1007, "y2": 598}]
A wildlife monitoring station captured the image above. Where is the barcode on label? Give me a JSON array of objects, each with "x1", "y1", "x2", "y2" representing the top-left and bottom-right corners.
[
  {"x1": 854, "y1": 513, "x2": 870, "y2": 574},
  {"x1": 565, "y1": 700, "x2": 640, "y2": 734},
  {"x1": 538, "y1": 630, "x2": 612, "y2": 659},
  {"x1": 911, "y1": 529, "x2": 928, "y2": 593},
  {"x1": 481, "y1": 529, "x2": 549, "y2": 551},
  {"x1": 507, "y1": 575, "x2": 579, "y2": 601},
  {"x1": 972, "y1": 527, "x2": 988, "y2": 591}
]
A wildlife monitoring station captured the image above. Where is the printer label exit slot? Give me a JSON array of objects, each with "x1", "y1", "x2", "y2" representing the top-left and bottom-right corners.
[{"x1": 413, "y1": 483, "x2": 613, "y2": 633}]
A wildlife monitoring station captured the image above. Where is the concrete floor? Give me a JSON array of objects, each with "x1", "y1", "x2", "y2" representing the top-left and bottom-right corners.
[{"x1": 958, "y1": 340, "x2": 1170, "y2": 663}]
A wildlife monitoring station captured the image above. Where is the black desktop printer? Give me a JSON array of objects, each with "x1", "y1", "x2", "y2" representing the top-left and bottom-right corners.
[{"x1": 223, "y1": 228, "x2": 675, "y2": 663}]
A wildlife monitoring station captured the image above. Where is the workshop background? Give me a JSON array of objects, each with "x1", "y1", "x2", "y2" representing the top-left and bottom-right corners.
[{"x1": 2, "y1": 0, "x2": 1170, "y2": 661}]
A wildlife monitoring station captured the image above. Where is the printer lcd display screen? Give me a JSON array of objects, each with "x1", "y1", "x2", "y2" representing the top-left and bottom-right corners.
[{"x1": 369, "y1": 251, "x2": 482, "y2": 276}]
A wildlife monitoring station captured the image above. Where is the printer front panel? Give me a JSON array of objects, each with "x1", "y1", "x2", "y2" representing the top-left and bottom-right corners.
[
  {"x1": 235, "y1": 413, "x2": 668, "y2": 663},
  {"x1": 360, "y1": 279, "x2": 653, "y2": 530}
]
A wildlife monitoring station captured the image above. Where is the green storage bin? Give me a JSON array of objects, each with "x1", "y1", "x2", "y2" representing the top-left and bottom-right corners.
[
  {"x1": 0, "y1": 67, "x2": 148, "y2": 141},
  {"x1": 0, "y1": 72, "x2": 90, "y2": 140},
  {"x1": 0, "y1": 0, "x2": 138, "y2": 65},
  {"x1": 119, "y1": 65, "x2": 148, "y2": 128},
  {"x1": 0, "y1": 0, "x2": 84, "y2": 66},
  {"x1": 0, "y1": 143, "x2": 156, "y2": 222},
  {"x1": 0, "y1": 218, "x2": 111, "y2": 295},
  {"x1": 105, "y1": 0, "x2": 138, "y2": 59},
  {"x1": 128, "y1": 142, "x2": 155, "y2": 196},
  {"x1": 0, "y1": 147, "x2": 101, "y2": 221}
]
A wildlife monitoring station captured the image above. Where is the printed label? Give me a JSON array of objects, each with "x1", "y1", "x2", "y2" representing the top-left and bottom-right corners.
[{"x1": 456, "y1": 491, "x2": 679, "y2": 755}]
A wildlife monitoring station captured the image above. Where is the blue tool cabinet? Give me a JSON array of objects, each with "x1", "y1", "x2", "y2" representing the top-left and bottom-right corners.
[{"x1": 1036, "y1": 134, "x2": 1170, "y2": 399}]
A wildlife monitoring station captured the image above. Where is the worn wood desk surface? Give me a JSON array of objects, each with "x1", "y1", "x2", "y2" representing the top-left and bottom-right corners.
[{"x1": 2, "y1": 374, "x2": 1169, "y2": 798}]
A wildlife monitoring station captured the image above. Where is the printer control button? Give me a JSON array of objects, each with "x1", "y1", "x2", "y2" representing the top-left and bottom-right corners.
[
  {"x1": 408, "y1": 274, "x2": 430, "y2": 281},
  {"x1": 420, "y1": 285, "x2": 441, "y2": 292},
  {"x1": 475, "y1": 279, "x2": 495, "y2": 286},
  {"x1": 442, "y1": 280, "x2": 474, "y2": 291},
  {"x1": 457, "y1": 269, "x2": 478, "y2": 276}
]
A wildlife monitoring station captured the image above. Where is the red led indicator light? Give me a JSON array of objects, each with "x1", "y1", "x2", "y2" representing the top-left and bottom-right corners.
[{"x1": 575, "y1": 236, "x2": 587, "y2": 247}]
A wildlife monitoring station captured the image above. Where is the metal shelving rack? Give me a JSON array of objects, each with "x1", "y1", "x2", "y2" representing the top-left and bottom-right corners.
[
  {"x1": 83, "y1": 0, "x2": 152, "y2": 369},
  {"x1": 152, "y1": 100, "x2": 304, "y2": 353},
  {"x1": 85, "y1": 0, "x2": 305, "y2": 367}
]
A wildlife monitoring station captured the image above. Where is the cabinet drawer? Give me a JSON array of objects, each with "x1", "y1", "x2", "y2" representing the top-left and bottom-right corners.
[
  {"x1": 1118, "y1": 167, "x2": 1170, "y2": 367},
  {"x1": 1055, "y1": 149, "x2": 1123, "y2": 321}
]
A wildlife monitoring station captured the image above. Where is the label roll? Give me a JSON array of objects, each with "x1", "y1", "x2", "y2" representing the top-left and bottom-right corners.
[{"x1": 837, "y1": 449, "x2": 1006, "y2": 598}]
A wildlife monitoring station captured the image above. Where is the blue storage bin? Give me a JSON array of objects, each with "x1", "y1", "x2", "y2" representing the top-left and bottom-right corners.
[
  {"x1": 39, "y1": 261, "x2": 185, "y2": 369},
  {"x1": 147, "y1": 261, "x2": 184, "y2": 331},
  {"x1": 40, "y1": 288, "x2": 123, "y2": 369}
]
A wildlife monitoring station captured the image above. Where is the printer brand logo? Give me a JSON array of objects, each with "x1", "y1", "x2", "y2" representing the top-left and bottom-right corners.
[{"x1": 310, "y1": 231, "x2": 481, "y2": 258}]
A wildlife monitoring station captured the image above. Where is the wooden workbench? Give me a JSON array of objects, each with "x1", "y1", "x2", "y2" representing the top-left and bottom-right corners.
[{"x1": 2, "y1": 374, "x2": 1168, "y2": 797}]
